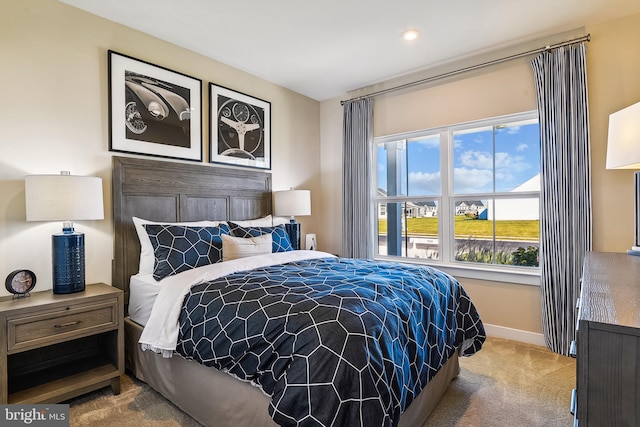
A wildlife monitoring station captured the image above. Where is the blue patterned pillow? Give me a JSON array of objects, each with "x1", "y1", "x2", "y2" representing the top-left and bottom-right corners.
[
  {"x1": 144, "y1": 223, "x2": 230, "y2": 281},
  {"x1": 228, "y1": 223, "x2": 294, "y2": 253}
]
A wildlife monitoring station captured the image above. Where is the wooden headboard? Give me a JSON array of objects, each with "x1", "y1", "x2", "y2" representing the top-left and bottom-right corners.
[{"x1": 112, "y1": 156, "x2": 272, "y2": 300}]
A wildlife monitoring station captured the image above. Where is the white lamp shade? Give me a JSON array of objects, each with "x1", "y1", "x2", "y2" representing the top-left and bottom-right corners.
[
  {"x1": 25, "y1": 174, "x2": 104, "y2": 222},
  {"x1": 606, "y1": 101, "x2": 640, "y2": 169},
  {"x1": 273, "y1": 190, "x2": 311, "y2": 217}
]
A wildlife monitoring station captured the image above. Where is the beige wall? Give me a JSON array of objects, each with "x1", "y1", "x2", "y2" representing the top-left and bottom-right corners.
[
  {"x1": 319, "y1": 13, "x2": 640, "y2": 337},
  {"x1": 0, "y1": 0, "x2": 320, "y2": 295},
  {"x1": 373, "y1": 58, "x2": 537, "y2": 136},
  {"x1": 587, "y1": 13, "x2": 640, "y2": 252}
]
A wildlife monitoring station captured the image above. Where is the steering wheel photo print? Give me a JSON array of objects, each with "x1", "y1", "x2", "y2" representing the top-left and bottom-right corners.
[{"x1": 210, "y1": 83, "x2": 271, "y2": 170}]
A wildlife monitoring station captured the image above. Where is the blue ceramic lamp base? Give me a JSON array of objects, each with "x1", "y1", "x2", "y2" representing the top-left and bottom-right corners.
[
  {"x1": 285, "y1": 220, "x2": 301, "y2": 251},
  {"x1": 52, "y1": 225, "x2": 85, "y2": 294}
]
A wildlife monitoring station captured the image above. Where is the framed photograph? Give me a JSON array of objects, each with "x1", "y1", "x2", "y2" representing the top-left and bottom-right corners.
[
  {"x1": 209, "y1": 83, "x2": 271, "y2": 169},
  {"x1": 108, "y1": 50, "x2": 202, "y2": 162}
]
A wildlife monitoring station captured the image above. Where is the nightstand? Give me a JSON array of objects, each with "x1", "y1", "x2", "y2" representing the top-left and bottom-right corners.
[{"x1": 0, "y1": 283, "x2": 124, "y2": 404}]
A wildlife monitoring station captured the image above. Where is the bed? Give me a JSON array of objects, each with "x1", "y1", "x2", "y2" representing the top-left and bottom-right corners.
[{"x1": 112, "y1": 156, "x2": 485, "y2": 427}]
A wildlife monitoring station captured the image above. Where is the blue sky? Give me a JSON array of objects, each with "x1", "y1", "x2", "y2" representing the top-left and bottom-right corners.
[{"x1": 378, "y1": 121, "x2": 540, "y2": 195}]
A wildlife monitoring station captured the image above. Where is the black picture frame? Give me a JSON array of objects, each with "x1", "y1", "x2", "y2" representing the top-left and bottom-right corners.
[
  {"x1": 108, "y1": 50, "x2": 202, "y2": 162},
  {"x1": 209, "y1": 83, "x2": 271, "y2": 170}
]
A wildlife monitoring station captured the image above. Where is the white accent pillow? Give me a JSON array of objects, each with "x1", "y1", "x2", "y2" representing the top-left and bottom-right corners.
[
  {"x1": 132, "y1": 217, "x2": 222, "y2": 275},
  {"x1": 221, "y1": 233, "x2": 273, "y2": 261}
]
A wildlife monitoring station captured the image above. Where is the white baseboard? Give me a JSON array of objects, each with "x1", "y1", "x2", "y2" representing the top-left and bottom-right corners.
[{"x1": 483, "y1": 323, "x2": 546, "y2": 347}]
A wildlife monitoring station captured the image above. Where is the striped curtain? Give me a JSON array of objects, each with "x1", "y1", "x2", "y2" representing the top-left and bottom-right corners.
[
  {"x1": 531, "y1": 43, "x2": 592, "y2": 356},
  {"x1": 342, "y1": 98, "x2": 374, "y2": 258}
]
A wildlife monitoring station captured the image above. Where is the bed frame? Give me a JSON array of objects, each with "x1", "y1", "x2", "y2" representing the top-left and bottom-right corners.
[{"x1": 111, "y1": 155, "x2": 459, "y2": 427}]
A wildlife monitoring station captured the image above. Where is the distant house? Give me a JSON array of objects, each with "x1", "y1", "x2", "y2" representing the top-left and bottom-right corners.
[
  {"x1": 377, "y1": 189, "x2": 438, "y2": 218},
  {"x1": 455, "y1": 200, "x2": 485, "y2": 216},
  {"x1": 406, "y1": 201, "x2": 437, "y2": 218}
]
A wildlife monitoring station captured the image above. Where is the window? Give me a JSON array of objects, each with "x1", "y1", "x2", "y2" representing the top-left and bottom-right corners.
[{"x1": 374, "y1": 112, "x2": 540, "y2": 278}]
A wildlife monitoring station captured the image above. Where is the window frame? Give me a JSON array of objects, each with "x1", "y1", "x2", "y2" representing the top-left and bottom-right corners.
[{"x1": 373, "y1": 111, "x2": 541, "y2": 286}]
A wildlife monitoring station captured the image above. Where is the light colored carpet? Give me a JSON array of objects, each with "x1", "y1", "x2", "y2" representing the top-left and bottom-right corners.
[
  {"x1": 68, "y1": 337, "x2": 575, "y2": 426},
  {"x1": 424, "y1": 337, "x2": 575, "y2": 426},
  {"x1": 68, "y1": 374, "x2": 200, "y2": 427}
]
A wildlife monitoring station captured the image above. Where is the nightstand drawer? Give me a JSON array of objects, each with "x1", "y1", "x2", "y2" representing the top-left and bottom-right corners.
[{"x1": 7, "y1": 300, "x2": 118, "y2": 353}]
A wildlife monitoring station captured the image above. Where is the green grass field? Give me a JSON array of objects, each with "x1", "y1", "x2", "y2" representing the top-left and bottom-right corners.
[{"x1": 379, "y1": 216, "x2": 539, "y2": 241}]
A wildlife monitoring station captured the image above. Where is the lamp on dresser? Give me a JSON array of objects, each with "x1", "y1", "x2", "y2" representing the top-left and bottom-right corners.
[
  {"x1": 25, "y1": 171, "x2": 104, "y2": 294},
  {"x1": 273, "y1": 189, "x2": 311, "y2": 250},
  {"x1": 606, "y1": 100, "x2": 640, "y2": 254}
]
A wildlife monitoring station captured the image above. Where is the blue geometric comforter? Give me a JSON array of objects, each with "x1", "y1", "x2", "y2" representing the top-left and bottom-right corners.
[{"x1": 176, "y1": 257, "x2": 485, "y2": 427}]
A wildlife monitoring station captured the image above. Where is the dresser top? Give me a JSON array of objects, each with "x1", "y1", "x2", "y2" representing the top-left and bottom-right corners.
[
  {"x1": 581, "y1": 252, "x2": 640, "y2": 329},
  {"x1": 0, "y1": 283, "x2": 120, "y2": 314}
]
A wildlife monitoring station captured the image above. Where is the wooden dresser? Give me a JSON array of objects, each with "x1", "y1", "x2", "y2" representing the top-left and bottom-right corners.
[{"x1": 573, "y1": 252, "x2": 640, "y2": 426}]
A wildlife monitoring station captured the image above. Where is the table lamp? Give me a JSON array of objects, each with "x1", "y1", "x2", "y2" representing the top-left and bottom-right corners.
[
  {"x1": 25, "y1": 171, "x2": 104, "y2": 293},
  {"x1": 606, "y1": 100, "x2": 640, "y2": 253},
  {"x1": 273, "y1": 189, "x2": 311, "y2": 250}
]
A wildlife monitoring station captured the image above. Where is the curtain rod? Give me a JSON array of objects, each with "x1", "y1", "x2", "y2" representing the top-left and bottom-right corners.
[{"x1": 340, "y1": 34, "x2": 591, "y2": 105}]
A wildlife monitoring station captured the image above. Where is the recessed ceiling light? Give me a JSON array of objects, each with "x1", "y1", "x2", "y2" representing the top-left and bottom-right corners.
[{"x1": 402, "y1": 29, "x2": 419, "y2": 41}]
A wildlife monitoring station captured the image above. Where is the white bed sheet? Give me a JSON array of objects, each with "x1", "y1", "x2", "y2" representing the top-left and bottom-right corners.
[{"x1": 128, "y1": 273, "x2": 161, "y2": 326}]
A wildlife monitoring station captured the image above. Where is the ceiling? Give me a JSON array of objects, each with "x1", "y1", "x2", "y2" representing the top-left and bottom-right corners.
[{"x1": 59, "y1": 0, "x2": 640, "y2": 101}]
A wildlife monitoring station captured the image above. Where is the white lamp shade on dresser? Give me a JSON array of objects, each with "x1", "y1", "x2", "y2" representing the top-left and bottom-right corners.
[
  {"x1": 605, "y1": 101, "x2": 640, "y2": 252},
  {"x1": 606, "y1": 100, "x2": 640, "y2": 170}
]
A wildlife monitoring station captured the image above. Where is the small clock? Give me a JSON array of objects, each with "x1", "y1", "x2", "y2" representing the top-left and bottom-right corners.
[{"x1": 5, "y1": 269, "x2": 36, "y2": 296}]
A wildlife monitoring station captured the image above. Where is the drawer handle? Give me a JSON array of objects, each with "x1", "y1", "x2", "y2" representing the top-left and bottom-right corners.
[
  {"x1": 569, "y1": 340, "x2": 577, "y2": 358},
  {"x1": 55, "y1": 321, "x2": 82, "y2": 328},
  {"x1": 570, "y1": 388, "x2": 577, "y2": 415}
]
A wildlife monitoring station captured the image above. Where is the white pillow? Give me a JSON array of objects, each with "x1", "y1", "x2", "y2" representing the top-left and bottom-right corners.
[
  {"x1": 132, "y1": 217, "x2": 222, "y2": 275},
  {"x1": 229, "y1": 215, "x2": 275, "y2": 227},
  {"x1": 272, "y1": 216, "x2": 289, "y2": 226},
  {"x1": 221, "y1": 233, "x2": 273, "y2": 261}
]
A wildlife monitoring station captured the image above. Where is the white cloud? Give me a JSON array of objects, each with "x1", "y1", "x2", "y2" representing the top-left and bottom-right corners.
[
  {"x1": 412, "y1": 138, "x2": 439, "y2": 149},
  {"x1": 516, "y1": 143, "x2": 528, "y2": 152},
  {"x1": 495, "y1": 152, "x2": 530, "y2": 173},
  {"x1": 458, "y1": 150, "x2": 493, "y2": 169},
  {"x1": 506, "y1": 126, "x2": 521, "y2": 134},
  {"x1": 458, "y1": 150, "x2": 530, "y2": 173},
  {"x1": 408, "y1": 171, "x2": 440, "y2": 194},
  {"x1": 453, "y1": 168, "x2": 493, "y2": 193},
  {"x1": 453, "y1": 149, "x2": 533, "y2": 192}
]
